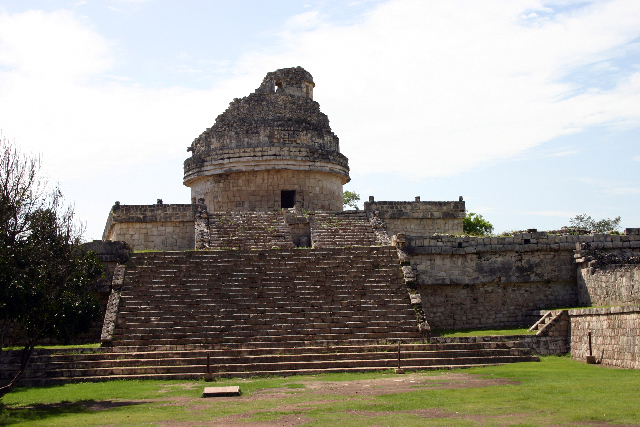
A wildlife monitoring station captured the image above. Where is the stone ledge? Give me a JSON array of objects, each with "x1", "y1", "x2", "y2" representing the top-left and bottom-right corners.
[
  {"x1": 407, "y1": 233, "x2": 640, "y2": 254},
  {"x1": 568, "y1": 305, "x2": 640, "y2": 316},
  {"x1": 184, "y1": 154, "x2": 350, "y2": 185}
]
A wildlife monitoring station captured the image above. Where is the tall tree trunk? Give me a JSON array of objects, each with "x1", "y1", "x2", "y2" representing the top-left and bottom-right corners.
[{"x1": 0, "y1": 340, "x2": 35, "y2": 398}]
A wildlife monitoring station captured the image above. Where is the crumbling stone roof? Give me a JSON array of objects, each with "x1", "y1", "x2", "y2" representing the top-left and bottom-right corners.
[
  {"x1": 188, "y1": 66, "x2": 338, "y2": 156},
  {"x1": 211, "y1": 93, "x2": 331, "y2": 134},
  {"x1": 254, "y1": 66, "x2": 314, "y2": 94}
]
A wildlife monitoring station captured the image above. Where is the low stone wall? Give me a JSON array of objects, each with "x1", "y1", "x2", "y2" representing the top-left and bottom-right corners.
[
  {"x1": 410, "y1": 248, "x2": 576, "y2": 286},
  {"x1": 364, "y1": 199, "x2": 465, "y2": 236},
  {"x1": 578, "y1": 264, "x2": 640, "y2": 306},
  {"x1": 103, "y1": 203, "x2": 196, "y2": 251},
  {"x1": 429, "y1": 335, "x2": 568, "y2": 356},
  {"x1": 408, "y1": 232, "x2": 640, "y2": 330},
  {"x1": 569, "y1": 306, "x2": 640, "y2": 369},
  {"x1": 420, "y1": 281, "x2": 576, "y2": 330}
]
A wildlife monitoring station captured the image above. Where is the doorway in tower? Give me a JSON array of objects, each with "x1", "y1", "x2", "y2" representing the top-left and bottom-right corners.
[{"x1": 281, "y1": 190, "x2": 296, "y2": 209}]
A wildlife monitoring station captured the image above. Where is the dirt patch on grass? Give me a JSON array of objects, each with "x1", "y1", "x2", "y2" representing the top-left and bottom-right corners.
[
  {"x1": 573, "y1": 423, "x2": 640, "y2": 427},
  {"x1": 158, "y1": 413, "x2": 313, "y2": 427},
  {"x1": 250, "y1": 372, "x2": 518, "y2": 399},
  {"x1": 155, "y1": 373, "x2": 522, "y2": 426}
]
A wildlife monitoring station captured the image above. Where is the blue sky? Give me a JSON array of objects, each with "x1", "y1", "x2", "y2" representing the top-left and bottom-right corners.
[{"x1": 0, "y1": 0, "x2": 639, "y2": 239}]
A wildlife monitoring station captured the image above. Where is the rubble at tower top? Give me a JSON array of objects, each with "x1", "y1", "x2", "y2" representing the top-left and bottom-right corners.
[{"x1": 187, "y1": 67, "x2": 339, "y2": 157}]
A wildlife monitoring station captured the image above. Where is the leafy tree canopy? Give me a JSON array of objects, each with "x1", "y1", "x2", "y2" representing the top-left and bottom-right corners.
[
  {"x1": 568, "y1": 214, "x2": 621, "y2": 233},
  {"x1": 463, "y1": 212, "x2": 494, "y2": 236},
  {"x1": 0, "y1": 138, "x2": 103, "y2": 398},
  {"x1": 343, "y1": 190, "x2": 360, "y2": 210}
]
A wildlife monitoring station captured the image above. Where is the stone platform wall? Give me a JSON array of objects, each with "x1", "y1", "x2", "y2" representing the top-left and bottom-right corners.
[
  {"x1": 430, "y1": 335, "x2": 568, "y2": 356},
  {"x1": 577, "y1": 264, "x2": 640, "y2": 307},
  {"x1": 408, "y1": 232, "x2": 640, "y2": 330},
  {"x1": 419, "y1": 281, "x2": 576, "y2": 330},
  {"x1": 103, "y1": 203, "x2": 196, "y2": 251},
  {"x1": 364, "y1": 199, "x2": 465, "y2": 237},
  {"x1": 569, "y1": 306, "x2": 640, "y2": 369}
]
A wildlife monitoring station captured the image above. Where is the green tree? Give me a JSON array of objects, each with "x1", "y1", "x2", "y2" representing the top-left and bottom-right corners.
[
  {"x1": 343, "y1": 190, "x2": 361, "y2": 210},
  {"x1": 463, "y1": 212, "x2": 494, "y2": 236},
  {"x1": 569, "y1": 214, "x2": 621, "y2": 233},
  {"x1": 0, "y1": 137, "x2": 45, "y2": 352},
  {"x1": 0, "y1": 139, "x2": 103, "y2": 398}
]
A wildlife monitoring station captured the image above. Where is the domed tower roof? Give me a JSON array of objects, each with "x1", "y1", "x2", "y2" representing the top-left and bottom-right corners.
[{"x1": 183, "y1": 67, "x2": 350, "y2": 213}]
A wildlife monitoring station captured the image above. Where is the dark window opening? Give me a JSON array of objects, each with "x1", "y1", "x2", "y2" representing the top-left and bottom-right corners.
[
  {"x1": 275, "y1": 81, "x2": 283, "y2": 93},
  {"x1": 281, "y1": 190, "x2": 296, "y2": 209}
]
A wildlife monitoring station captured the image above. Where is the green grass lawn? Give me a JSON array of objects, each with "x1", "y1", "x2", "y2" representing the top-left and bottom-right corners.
[{"x1": 1, "y1": 356, "x2": 639, "y2": 426}]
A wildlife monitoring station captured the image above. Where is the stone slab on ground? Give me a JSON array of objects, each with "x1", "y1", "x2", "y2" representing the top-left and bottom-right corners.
[{"x1": 203, "y1": 386, "x2": 240, "y2": 397}]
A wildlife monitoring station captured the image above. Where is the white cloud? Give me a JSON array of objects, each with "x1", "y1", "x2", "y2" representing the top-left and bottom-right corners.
[
  {"x1": 608, "y1": 187, "x2": 640, "y2": 195},
  {"x1": 0, "y1": 10, "x2": 259, "y2": 181},
  {"x1": 551, "y1": 150, "x2": 579, "y2": 156},
  {"x1": 234, "y1": 0, "x2": 640, "y2": 178},
  {"x1": 0, "y1": 10, "x2": 113, "y2": 82},
  {"x1": 169, "y1": 64, "x2": 202, "y2": 74},
  {"x1": 285, "y1": 11, "x2": 322, "y2": 30},
  {"x1": 2, "y1": 1, "x2": 639, "y2": 238},
  {"x1": 1, "y1": 1, "x2": 640, "y2": 185}
]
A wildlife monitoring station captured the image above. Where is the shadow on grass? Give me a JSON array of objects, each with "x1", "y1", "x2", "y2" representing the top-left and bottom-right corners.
[{"x1": 0, "y1": 400, "x2": 145, "y2": 426}]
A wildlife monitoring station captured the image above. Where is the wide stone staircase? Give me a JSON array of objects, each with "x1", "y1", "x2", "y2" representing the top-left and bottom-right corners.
[
  {"x1": 1, "y1": 340, "x2": 538, "y2": 386},
  {"x1": 208, "y1": 212, "x2": 295, "y2": 250},
  {"x1": 310, "y1": 211, "x2": 377, "y2": 247},
  {"x1": 109, "y1": 247, "x2": 419, "y2": 347},
  {"x1": 0, "y1": 246, "x2": 539, "y2": 385}
]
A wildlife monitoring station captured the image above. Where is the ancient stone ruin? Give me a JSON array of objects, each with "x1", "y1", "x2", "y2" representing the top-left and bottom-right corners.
[
  {"x1": 2, "y1": 67, "x2": 639, "y2": 385},
  {"x1": 184, "y1": 66, "x2": 349, "y2": 213}
]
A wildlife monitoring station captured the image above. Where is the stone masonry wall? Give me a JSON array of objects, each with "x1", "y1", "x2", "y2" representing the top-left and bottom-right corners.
[
  {"x1": 430, "y1": 335, "x2": 568, "y2": 356},
  {"x1": 107, "y1": 222, "x2": 195, "y2": 251},
  {"x1": 570, "y1": 306, "x2": 640, "y2": 369},
  {"x1": 364, "y1": 199, "x2": 465, "y2": 237},
  {"x1": 420, "y1": 281, "x2": 576, "y2": 330},
  {"x1": 189, "y1": 169, "x2": 344, "y2": 213},
  {"x1": 103, "y1": 203, "x2": 196, "y2": 251},
  {"x1": 408, "y1": 232, "x2": 640, "y2": 330},
  {"x1": 577, "y1": 264, "x2": 640, "y2": 307}
]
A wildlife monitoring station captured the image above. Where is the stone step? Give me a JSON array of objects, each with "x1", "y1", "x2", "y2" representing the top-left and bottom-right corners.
[
  {"x1": 3, "y1": 342, "x2": 527, "y2": 359},
  {"x1": 19, "y1": 364, "x2": 506, "y2": 386},
  {"x1": 0, "y1": 341, "x2": 536, "y2": 364},
  {"x1": 2, "y1": 343, "x2": 539, "y2": 386},
  {"x1": 107, "y1": 247, "x2": 419, "y2": 348},
  {"x1": 110, "y1": 333, "x2": 423, "y2": 346},
  {"x1": 22, "y1": 350, "x2": 533, "y2": 371},
  {"x1": 17, "y1": 355, "x2": 538, "y2": 379}
]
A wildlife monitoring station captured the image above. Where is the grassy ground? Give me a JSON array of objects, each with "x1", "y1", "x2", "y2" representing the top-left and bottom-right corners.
[
  {"x1": 1, "y1": 356, "x2": 639, "y2": 426},
  {"x1": 433, "y1": 327, "x2": 536, "y2": 337}
]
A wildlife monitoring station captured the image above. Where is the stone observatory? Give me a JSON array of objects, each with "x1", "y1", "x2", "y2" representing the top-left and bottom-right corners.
[{"x1": 183, "y1": 66, "x2": 350, "y2": 212}]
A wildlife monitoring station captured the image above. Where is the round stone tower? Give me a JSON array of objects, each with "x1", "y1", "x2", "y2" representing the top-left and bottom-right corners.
[{"x1": 183, "y1": 67, "x2": 350, "y2": 212}]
